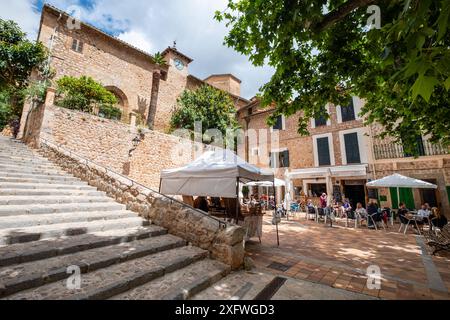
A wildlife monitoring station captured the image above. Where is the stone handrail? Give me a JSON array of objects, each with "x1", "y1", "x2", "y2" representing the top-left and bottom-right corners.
[{"x1": 38, "y1": 137, "x2": 245, "y2": 269}]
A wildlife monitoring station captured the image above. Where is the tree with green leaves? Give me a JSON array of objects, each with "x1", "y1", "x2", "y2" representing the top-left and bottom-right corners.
[
  {"x1": 216, "y1": 0, "x2": 450, "y2": 154},
  {"x1": 55, "y1": 76, "x2": 121, "y2": 120},
  {"x1": 0, "y1": 19, "x2": 48, "y2": 128},
  {"x1": 170, "y1": 85, "x2": 240, "y2": 145}
]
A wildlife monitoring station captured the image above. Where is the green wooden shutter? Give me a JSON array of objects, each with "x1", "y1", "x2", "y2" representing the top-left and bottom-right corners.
[
  {"x1": 344, "y1": 132, "x2": 361, "y2": 164},
  {"x1": 399, "y1": 188, "x2": 415, "y2": 209},
  {"x1": 390, "y1": 187, "x2": 399, "y2": 209},
  {"x1": 317, "y1": 137, "x2": 331, "y2": 166}
]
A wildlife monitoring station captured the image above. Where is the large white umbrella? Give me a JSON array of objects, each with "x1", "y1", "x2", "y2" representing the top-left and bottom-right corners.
[
  {"x1": 366, "y1": 173, "x2": 437, "y2": 189},
  {"x1": 246, "y1": 178, "x2": 285, "y2": 187},
  {"x1": 366, "y1": 173, "x2": 437, "y2": 208}
]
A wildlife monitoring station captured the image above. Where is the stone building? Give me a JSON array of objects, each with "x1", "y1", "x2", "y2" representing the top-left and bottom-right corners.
[
  {"x1": 37, "y1": 4, "x2": 248, "y2": 132},
  {"x1": 237, "y1": 98, "x2": 450, "y2": 214}
]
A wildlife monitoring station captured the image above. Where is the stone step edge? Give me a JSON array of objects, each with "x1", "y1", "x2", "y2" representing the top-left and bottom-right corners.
[
  {"x1": 0, "y1": 235, "x2": 189, "y2": 298},
  {"x1": 0, "y1": 225, "x2": 167, "y2": 267}
]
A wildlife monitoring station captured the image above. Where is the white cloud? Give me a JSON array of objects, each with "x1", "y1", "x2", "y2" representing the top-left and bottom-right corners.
[
  {"x1": 0, "y1": 0, "x2": 41, "y2": 40},
  {"x1": 0, "y1": 0, "x2": 275, "y2": 99},
  {"x1": 117, "y1": 30, "x2": 153, "y2": 54}
]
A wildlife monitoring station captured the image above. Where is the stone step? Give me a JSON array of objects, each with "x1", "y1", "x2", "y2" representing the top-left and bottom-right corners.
[
  {"x1": 0, "y1": 163, "x2": 62, "y2": 172},
  {"x1": 0, "y1": 182, "x2": 96, "y2": 191},
  {"x1": 0, "y1": 157, "x2": 51, "y2": 165},
  {"x1": 111, "y1": 259, "x2": 230, "y2": 300},
  {"x1": 0, "y1": 225, "x2": 167, "y2": 267},
  {"x1": 0, "y1": 177, "x2": 87, "y2": 185},
  {"x1": 0, "y1": 171, "x2": 77, "y2": 180},
  {"x1": 1, "y1": 245, "x2": 207, "y2": 300},
  {"x1": 0, "y1": 189, "x2": 103, "y2": 197},
  {"x1": 0, "y1": 166, "x2": 65, "y2": 175},
  {"x1": 0, "y1": 202, "x2": 125, "y2": 217},
  {"x1": 0, "y1": 195, "x2": 113, "y2": 206},
  {"x1": 0, "y1": 216, "x2": 148, "y2": 245},
  {"x1": 191, "y1": 271, "x2": 276, "y2": 300},
  {"x1": 0, "y1": 210, "x2": 136, "y2": 229}
]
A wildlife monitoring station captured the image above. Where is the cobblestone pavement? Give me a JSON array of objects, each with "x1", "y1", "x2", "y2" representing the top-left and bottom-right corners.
[{"x1": 245, "y1": 214, "x2": 450, "y2": 300}]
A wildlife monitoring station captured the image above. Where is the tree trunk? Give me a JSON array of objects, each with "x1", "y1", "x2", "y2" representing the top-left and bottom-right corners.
[{"x1": 147, "y1": 70, "x2": 161, "y2": 129}]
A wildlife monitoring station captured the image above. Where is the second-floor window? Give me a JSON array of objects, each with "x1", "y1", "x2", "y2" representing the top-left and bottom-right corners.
[
  {"x1": 71, "y1": 38, "x2": 84, "y2": 53},
  {"x1": 341, "y1": 98, "x2": 356, "y2": 122},
  {"x1": 317, "y1": 137, "x2": 331, "y2": 166},
  {"x1": 272, "y1": 115, "x2": 284, "y2": 130},
  {"x1": 270, "y1": 150, "x2": 290, "y2": 168},
  {"x1": 344, "y1": 132, "x2": 361, "y2": 164}
]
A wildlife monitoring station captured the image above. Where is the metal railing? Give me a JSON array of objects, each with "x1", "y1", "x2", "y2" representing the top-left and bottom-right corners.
[
  {"x1": 373, "y1": 140, "x2": 449, "y2": 160},
  {"x1": 39, "y1": 137, "x2": 228, "y2": 229}
]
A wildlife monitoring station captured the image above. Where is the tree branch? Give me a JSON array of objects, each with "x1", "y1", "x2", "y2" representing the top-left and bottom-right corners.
[{"x1": 312, "y1": 0, "x2": 378, "y2": 33}]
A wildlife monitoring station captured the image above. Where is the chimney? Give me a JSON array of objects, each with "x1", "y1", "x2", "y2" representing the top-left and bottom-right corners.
[{"x1": 204, "y1": 74, "x2": 241, "y2": 96}]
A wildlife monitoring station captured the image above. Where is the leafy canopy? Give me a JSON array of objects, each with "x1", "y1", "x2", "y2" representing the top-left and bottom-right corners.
[
  {"x1": 170, "y1": 85, "x2": 239, "y2": 145},
  {"x1": 216, "y1": 0, "x2": 450, "y2": 154},
  {"x1": 0, "y1": 18, "x2": 48, "y2": 128},
  {"x1": 0, "y1": 19, "x2": 47, "y2": 91},
  {"x1": 55, "y1": 76, "x2": 120, "y2": 120}
]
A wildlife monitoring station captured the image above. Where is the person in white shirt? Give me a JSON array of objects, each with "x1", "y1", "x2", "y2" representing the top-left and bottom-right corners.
[{"x1": 417, "y1": 204, "x2": 431, "y2": 223}]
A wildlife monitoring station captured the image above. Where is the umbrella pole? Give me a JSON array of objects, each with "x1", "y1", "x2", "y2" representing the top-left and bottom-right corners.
[
  {"x1": 274, "y1": 179, "x2": 279, "y2": 247},
  {"x1": 397, "y1": 187, "x2": 400, "y2": 209},
  {"x1": 236, "y1": 177, "x2": 239, "y2": 224}
]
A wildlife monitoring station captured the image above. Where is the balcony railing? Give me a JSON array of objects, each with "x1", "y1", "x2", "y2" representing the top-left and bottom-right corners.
[{"x1": 373, "y1": 140, "x2": 449, "y2": 160}]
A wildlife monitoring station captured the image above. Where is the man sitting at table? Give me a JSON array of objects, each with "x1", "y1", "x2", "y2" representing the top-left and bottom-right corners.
[{"x1": 417, "y1": 204, "x2": 431, "y2": 223}]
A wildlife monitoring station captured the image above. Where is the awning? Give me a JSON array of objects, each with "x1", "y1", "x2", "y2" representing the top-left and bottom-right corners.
[
  {"x1": 287, "y1": 164, "x2": 368, "y2": 179},
  {"x1": 160, "y1": 148, "x2": 274, "y2": 197}
]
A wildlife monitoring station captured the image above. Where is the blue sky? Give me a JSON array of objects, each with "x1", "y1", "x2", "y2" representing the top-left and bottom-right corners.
[{"x1": 0, "y1": 0, "x2": 274, "y2": 99}]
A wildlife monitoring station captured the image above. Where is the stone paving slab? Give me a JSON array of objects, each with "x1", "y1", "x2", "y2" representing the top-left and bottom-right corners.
[{"x1": 245, "y1": 215, "x2": 450, "y2": 300}]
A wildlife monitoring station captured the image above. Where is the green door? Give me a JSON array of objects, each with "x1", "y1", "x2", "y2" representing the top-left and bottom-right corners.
[{"x1": 390, "y1": 187, "x2": 415, "y2": 209}]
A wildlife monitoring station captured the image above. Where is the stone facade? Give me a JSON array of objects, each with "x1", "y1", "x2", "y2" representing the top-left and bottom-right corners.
[
  {"x1": 237, "y1": 97, "x2": 370, "y2": 206},
  {"x1": 38, "y1": 5, "x2": 248, "y2": 132},
  {"x1": 237, "y1": 98, "x2": 450, "y2": 216},
  {"x1": 39, "y1": 142, "x2": 245, "y2": 269}
]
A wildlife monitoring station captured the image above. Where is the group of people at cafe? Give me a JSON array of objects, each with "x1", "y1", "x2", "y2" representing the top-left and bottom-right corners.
[{"x1": 304, "y1": 192, "x2": 448, "y2": 230}]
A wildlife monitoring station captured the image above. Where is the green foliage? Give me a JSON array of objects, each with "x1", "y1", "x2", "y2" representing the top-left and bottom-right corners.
[
  {"x1": 242, "y1": 185, "x2": 250, "y2": 197},
  {"x1": 153, "y1": 52, "x2": 165, "y2": 65},
  {"x1": 170, "y1": 85, "x2": 240, "y2": 145},
  {"x1": 99, "y1": 104, "x2": 122, "y2": 121},
  {"x1": 0, "y1": 90, "x2": 12, "y2": 130},
  {"x1": 0, "y1": 19, "x2": 48, "y2": 91},
  {"x1": 0, "y1": 19, "x2": 48, "y2": 126},
  {"x1": 216, "y1": 0, "x2": 450, "y2": 154},
  {"x1": 55, "y1": 76, "x2": 118, "y2": 116}
]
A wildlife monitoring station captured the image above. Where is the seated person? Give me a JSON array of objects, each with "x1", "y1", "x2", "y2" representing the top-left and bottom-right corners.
[
  {"x1": 417, "y1": 204, "x2": 431, "y2": 223},
  {"x1": 397, "y1": 202, "x2": 409, "y2": 217},
  {"x1": 355, "y1": 202, "x2": 367, "y2": 220},
  {"x1": 193, "y1": 196, "x2": 209, "y2": 213},
  {"x1": 341, "y1": 199, "x2": 353, "y2": 218},
  {"x1": 367, "y1": 200, "x2": 380, "y2": 228},
  {"x1": 430, "y1": 207, "x2": 448, "y2": 229},
  {"x1": 211, "y1": 197, "x2": 222, "y2": 208},
  {"x1": 306, "y1": 199, "x2": 316, "y2": 214}
]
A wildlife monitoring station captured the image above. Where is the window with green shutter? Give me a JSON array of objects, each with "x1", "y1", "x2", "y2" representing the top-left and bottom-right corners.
[
  {"x1": 317, "y1": 137, "x2": 331, "y2": 166},
  {"x1": 344, "y1": 132, "x2": 361, "y2": 164}
]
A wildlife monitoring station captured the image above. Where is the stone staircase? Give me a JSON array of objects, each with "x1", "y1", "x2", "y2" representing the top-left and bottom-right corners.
[{"x1": 0, "y1": 136, "x2": 233, "y2": 300}]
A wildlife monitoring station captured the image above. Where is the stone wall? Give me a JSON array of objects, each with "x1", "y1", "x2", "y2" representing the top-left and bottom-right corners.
[
  {"x1": 39, "y1": 142, "x2": 245, "y2": 269},
  {"x1": 21, "y1": 101, "x2": 46, "y2": 148},
  {"x1": 37, "y1": 104, "x2": 204, "y2": 190}
]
